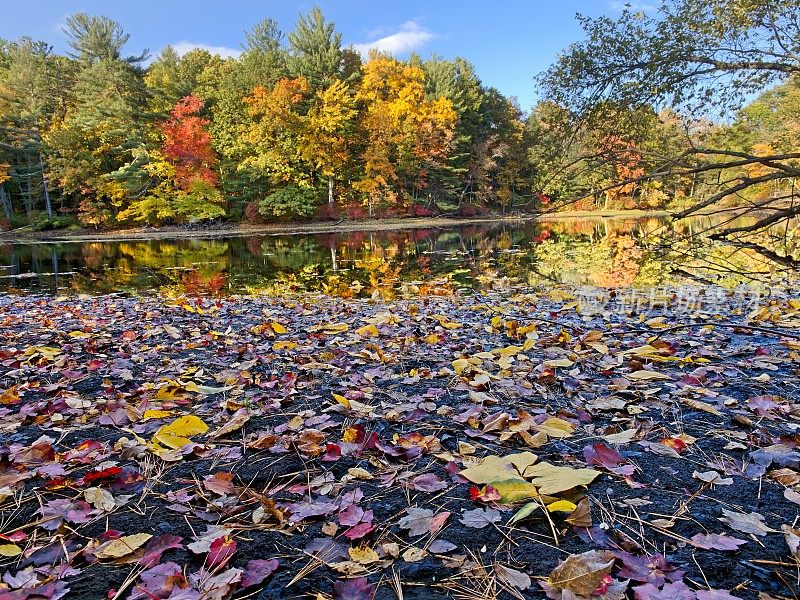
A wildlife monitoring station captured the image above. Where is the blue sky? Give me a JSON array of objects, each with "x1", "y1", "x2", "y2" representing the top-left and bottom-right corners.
[{"x1": 0, "y1": 1, "x2": 646, "y2": 111}]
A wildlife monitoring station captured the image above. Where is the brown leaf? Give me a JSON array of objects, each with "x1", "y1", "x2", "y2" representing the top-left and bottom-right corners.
[
  {"x1": 209, "y1": 408, "x2": 250, "y2": 439},
  {"x1": 565, "y1": 497, "x2": 592, "y2": 527},
  {"x1": 547, "y1": 550, "x2": 615, "y2": 596},
  {"x1": 204, "y1": 472, "x2": 235, "y2": 496},
  {"x1": 495, "y1": 564, "x2": 531, "y2": 590}
]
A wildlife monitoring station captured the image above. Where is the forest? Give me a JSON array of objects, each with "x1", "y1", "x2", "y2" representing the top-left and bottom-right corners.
[{"x1": 0, "y1": 3, "x2": 797, "y2": 235}]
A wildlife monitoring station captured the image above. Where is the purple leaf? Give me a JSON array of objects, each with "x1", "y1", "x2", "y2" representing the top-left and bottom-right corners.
[
  {"x1": 428, "y1": 539, "x2": 457, "y2": 553},
  {"x1": 138, "y1": 534, "x2": 183, "y2": 567},
  {"x1": 343, "y1": 521, "x2": 375, "y2": 540},
  {"x1": 634, "y1": 581, "x2": 696, "y2": 600},
  {"x1": 697, "y1": 591, "x2": 740, "y2": 600},
  {"x1": 409, "y1": 473, "x2": 448, "y2": 492},
  {"x1": 241, "y1": 559, "x2": 279, "y2": 588},
  {"x1": 338, "y1": 504, "x2": 365, "y2": 527},
  {"x1": 459, "y1": 507, "x2": 501, "y2": 529},
  {"x1": 333, "y1": 576, "x2": 375, "y2": 600}
]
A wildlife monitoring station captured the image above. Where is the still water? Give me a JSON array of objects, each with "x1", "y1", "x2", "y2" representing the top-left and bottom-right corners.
[{"x1": 0, "y1": 216, "x2": 795, "y2": 295}]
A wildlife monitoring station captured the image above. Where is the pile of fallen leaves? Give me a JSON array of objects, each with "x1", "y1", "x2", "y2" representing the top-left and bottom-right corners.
[{"x1": 0, "y1": 285, "x2": 799, "y2": 599}]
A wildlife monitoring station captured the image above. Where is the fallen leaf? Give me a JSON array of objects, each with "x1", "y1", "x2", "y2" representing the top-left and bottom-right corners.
[
  {"x1": 0, "y1": 544, "x2": 22, "y2": 557},
  {"x1": 547, "y1": 550, "x2": 615, "y2": 596},
  {"x1": 209, "y1": 408, "x2": 250, "y2": 439},
  {"x1": 689, "y1": 533, "x2": 747, "y2": 551},
  {"x1": 496, "y1": 564, "x2": 531, "y2": 590},
  {"x1": 460, "y1": 507, "x2": 501, "y2": 529},
  {"x1": 524, "y1": 462, "x2": 600, "y2": 495},
  {"x1": 96, "y1": 533, "x2": 152, "y2": 560},
  {"x1": 333, "y1": 576, "x2": 375, "y2": 600},
  {"x1": 719, "y1": 509, "x2": 776, "y2": 537},
  {"x1": 84, "y1": 487, "x2": 115, "y2": 512}
]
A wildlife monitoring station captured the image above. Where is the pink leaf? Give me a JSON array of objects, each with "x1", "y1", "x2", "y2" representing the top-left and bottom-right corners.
[{"x1": 207, "y1": 535, "x2": 237, "y2": 567}]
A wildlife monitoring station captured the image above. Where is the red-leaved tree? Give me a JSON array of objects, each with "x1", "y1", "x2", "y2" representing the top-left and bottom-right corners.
[{"x1": 161, "y1": 96, "x2": 218, "y2": 191}]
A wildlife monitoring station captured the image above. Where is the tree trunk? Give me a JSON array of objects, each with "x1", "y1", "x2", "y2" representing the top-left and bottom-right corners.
[
  {"x1": 328, "y1": 176, "x2": 334, "y2": 205},
  {"x1": 0, "y1": 185, "x2": 12, "y2": 222},
  {"x1": 39, "y1": 151, "x2": 53, "y2": 219}
]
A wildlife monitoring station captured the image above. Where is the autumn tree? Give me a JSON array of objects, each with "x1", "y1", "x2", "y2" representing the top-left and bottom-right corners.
[
  {"x1": 355, "y1": 55, "x2": 456, "y2": 214},
  {"x1": 44, "y1": 14, "x2": 149, "y2": 226},
  {"x1": 117, "y1": 95, "x2": 224, "y2": 224},
  {"x1": 161, "y1": 95, "x2": 218, "y2": 190},
  {"x1": 243, "y1": 77, "x2": 310, "y2": 187},
  {"x1": 540, "y1": 0, "x2": 800, "y2": 242},
  {"x1": 301, "y1": 79, "x2": 356, "y2": 205}
]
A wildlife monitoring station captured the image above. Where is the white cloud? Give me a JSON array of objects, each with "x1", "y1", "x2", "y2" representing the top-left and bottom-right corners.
[
  {"x1": 609, "y1": 1, "x2": 658, "y2": 13},
  {"x1": 170, "y1": 41, "x2": 242, "y2": 59},
  {"x1": 352, "y1": 21, "x2": 434, "y2": 58}
]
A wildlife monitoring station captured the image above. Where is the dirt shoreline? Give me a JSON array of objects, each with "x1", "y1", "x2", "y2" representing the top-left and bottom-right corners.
[
  {"x1": 0, "y1": 287, "x2": 796, "y2": 599},
  {"x1": 0, "y1": 210, "x2": 670, "y2": 244}
]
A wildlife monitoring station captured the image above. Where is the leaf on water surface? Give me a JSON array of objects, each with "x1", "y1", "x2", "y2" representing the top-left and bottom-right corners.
[{"x1": 547, "y1": 550, "x2": 615, "y2": 596}]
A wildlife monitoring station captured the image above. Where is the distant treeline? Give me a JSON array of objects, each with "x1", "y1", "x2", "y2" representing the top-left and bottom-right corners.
[{"x1": 0, "y1": 4, "x2": 797, "y2": 231}]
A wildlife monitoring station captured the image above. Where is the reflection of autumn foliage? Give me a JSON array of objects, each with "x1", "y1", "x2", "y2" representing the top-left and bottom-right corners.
[
  {"x1": 181, "y1": 270, "x2": 227, "y2": 297},
  {"x1": 245, "y1": 237, "x2": 264, "y2": 256},
  {"x1": 592, "y1": 233, "x2": 642, "y2": 287},
  {"x1": 411, "y1": 229, "x2": 435, "y2": 242}
]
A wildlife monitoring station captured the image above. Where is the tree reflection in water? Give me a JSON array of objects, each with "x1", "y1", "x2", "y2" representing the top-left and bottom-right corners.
[{"x1": 1, "y1": 216, "x2": 797, "y2": 296}]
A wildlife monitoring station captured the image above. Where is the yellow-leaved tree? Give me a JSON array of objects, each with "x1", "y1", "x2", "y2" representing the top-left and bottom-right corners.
[
  {"x1": 355, "y1": 55, "x2": 456, "y2": 215},
  {"x1": 301, "y1": 79, "x2": 356, "y2": 205}
]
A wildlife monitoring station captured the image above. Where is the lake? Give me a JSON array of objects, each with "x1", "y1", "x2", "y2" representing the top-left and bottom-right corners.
[{"x1": 0, "y1": 216, "x2": 796, "y2": 295}]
